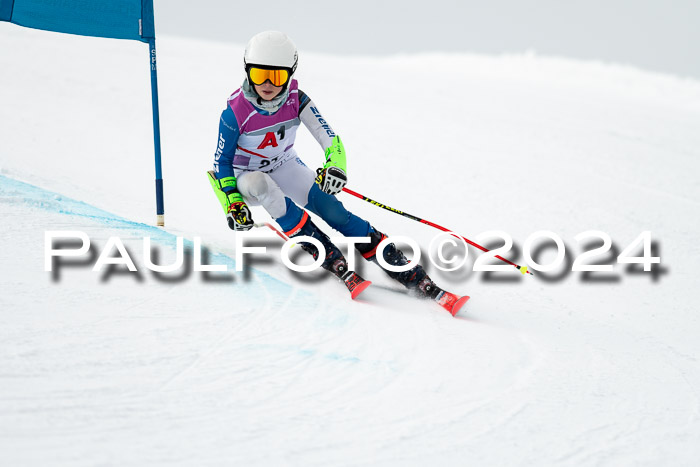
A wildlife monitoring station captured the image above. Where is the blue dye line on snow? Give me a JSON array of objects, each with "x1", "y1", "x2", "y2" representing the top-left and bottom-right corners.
[
  {"x1": 0, "y1": 174, "x2": 256, "y2": 278},
  {"x1": 0, "y1": 175, "x2": 355, "y2": 337}
]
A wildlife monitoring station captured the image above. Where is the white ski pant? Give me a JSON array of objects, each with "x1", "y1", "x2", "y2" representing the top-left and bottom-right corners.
[{"x1": 235, "y1": 157, "x2": 316, "y2": 219}]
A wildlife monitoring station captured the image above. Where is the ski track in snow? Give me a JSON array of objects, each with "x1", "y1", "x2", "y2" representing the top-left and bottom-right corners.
[{"x1": 2, "y1": 26, "x2": 700, "y2": 466}]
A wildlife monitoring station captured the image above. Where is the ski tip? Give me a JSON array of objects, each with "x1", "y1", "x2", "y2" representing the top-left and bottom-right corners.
[
  {"x1": 351, "y1": 280, "x2": 372, "y2": 300},
  {"x1": 450, "y1": 295, "x2": 471, "y2": 317}
]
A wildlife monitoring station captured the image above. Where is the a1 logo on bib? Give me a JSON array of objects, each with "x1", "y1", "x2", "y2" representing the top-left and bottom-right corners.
[{"x1": 258, "y1": 132, "x2": 278, "y2": 149}]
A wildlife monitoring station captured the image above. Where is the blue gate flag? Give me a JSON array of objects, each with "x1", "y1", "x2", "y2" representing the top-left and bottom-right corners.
[
  {"x1": 0, "y1": 0, "x2": 165, "y2": 226},
  {"x1": 0, "y1": 0, "x2": 154, "y2": 41}
]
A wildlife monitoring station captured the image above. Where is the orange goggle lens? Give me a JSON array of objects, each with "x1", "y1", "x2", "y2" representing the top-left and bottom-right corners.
[{"x1": 248, "y1": 67, "x2": 290, "y2": 86}]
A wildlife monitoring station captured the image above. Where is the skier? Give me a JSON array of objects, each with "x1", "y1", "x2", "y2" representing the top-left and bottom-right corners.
[{"x1": 209, "y1": 31, "x2": 466, "y2": 313}]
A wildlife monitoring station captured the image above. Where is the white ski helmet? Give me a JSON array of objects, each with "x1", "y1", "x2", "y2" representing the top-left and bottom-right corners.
[{"x1": 244, "y1": 31, "x2": 298, "y2": 73}]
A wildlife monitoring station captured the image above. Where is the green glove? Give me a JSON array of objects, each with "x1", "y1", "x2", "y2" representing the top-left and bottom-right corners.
[
  {"x1": 207, "y1": 171, "x2": 254, "y2": 230},
  {"x1": 322, "y1": 135, "x2": 346, "y2": 172},
  {"x1": 316, "y1": 135, "x2": 347, "y2": 195}
]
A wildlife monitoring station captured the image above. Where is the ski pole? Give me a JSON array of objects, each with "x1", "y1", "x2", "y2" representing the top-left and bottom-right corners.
[
  {"x1": 341, "y1": 187, "x2": 533, "y2": 276},
  {"x1": 254, "y1": 222, "x2": 290, "y2": 241}
]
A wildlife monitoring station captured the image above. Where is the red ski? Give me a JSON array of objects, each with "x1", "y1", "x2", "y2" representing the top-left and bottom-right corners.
[{"x1": 435, "y1": 290, "x2": 470, "y2": 316}]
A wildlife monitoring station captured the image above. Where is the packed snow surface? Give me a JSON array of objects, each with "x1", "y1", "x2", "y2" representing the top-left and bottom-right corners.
[{"x1": 1, "y1": 26, "x2": 700, "y2": 466}]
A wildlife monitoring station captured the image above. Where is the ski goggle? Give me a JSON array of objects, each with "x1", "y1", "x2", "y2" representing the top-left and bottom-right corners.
[{"x1": 247, "y1": 67, "x2": 291, "y2": 87}]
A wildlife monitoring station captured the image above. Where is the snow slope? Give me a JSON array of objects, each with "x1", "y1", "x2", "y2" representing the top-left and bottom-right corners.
[{"x1": 1, "y1": 25, "x2": 700, "y2": 466}]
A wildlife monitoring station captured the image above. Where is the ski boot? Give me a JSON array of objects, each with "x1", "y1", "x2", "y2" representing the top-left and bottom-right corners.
[
  {"x1": 356, "y1": 227, "x2": 438, "y2": 297},
  {"x1": 356, "y1": 227, "x2": 470, "y2": 315},
  {"x1": 289, "y1": 215, "x2": 371, "y2": 299}
]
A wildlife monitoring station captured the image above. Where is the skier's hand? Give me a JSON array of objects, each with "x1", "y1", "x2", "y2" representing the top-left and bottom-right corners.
[
  {"x1": 226, "y1": 201, "x2": 254, "y2": 231},
  {"x1": 315, "y1": 166, "x2": 347, "y2": 195}
]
